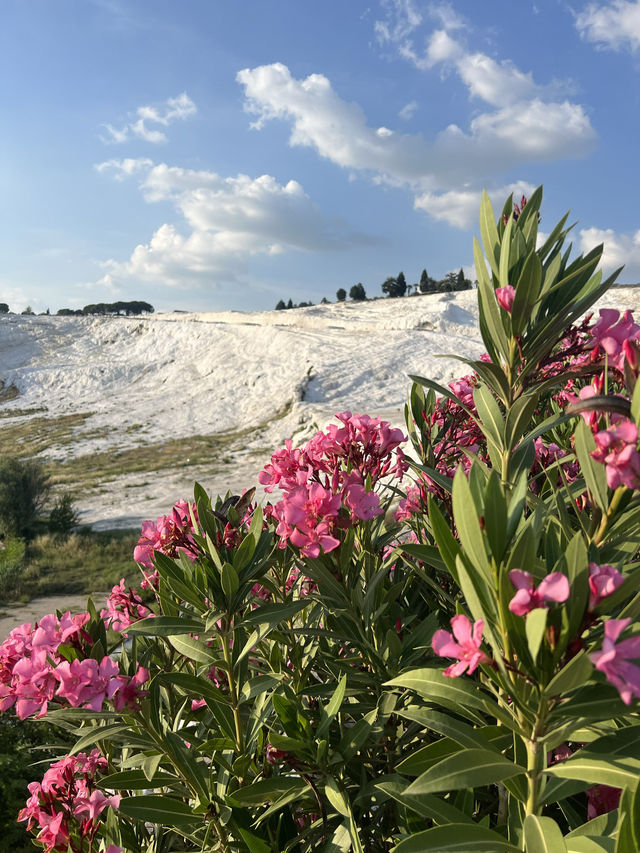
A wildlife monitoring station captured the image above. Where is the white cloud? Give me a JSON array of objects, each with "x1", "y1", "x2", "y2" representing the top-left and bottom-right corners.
[
  {"x1": 398, "y1": 100, "x2": 418, "y2": 119},
  {"x1": 101, "y1": 93, "x2": 197, "y2": 144},
  {"x1": 95, "y1": 158, "x2": 154, "y2": 179},
  {"x1": 237, "y1": 62, "x2": 595, "y2": 196},
  {"x1": 575, "y1": 1, "x2": 640, "y2": 52},
  {"x1": 95, "y1": 160, "x2": 375, "y2": 287},
  {"x1": 414, "y1": 181, "x2": 536, "y2": 228},
  {"x1": 580, "y1": 226, "x2": 640, "y2": 279}
]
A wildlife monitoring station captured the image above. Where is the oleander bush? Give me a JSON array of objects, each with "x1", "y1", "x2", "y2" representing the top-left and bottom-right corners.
[{"x1": 3, "y1": 187, "x2": 640, "y2": 852}]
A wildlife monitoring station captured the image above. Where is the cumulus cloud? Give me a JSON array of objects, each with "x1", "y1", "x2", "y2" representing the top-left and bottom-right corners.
[
  {"x1": 414, "y1": 181, "x2": 536, "y2": 229},
  {"x1": 95, "y1": 160, "x2": 375, "y2": 287},
  {"x1": 580, "y1": 226, "x2": 640, "y2": 279},
  {"x1": 575, "y1": 1, "x2": 640, "y2": 52},
  {"x1": 237, "y1": 62, "x2": 595, "y2": 198},
  {"x1": 101, "y1": 93, "x2": 197, "y2": 144}
]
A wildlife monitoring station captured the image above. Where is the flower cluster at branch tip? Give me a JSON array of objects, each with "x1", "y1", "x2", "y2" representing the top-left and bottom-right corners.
[
  {"x1": 134, "y1": 498, "x2": 200, "y2": 583},
  {"x1": 432, "y1": 615, "x2": 490, "y2": 677},
  {"x1": 260, "y1": 412, "x2": 407, "y2": 557},
  {"x1": 591, "y1": 420, "x2": 640, "y2": 491},
  {"x1": 18, "y1": 750, "x2": 120, "y2": 853},
  {"x1": 508, "y1": 570, "x2": 570, "y2": 617},
  {"x1": 0, "y1": 611, "x2": 148, "y2": 719},
  {"x1": 590, "y1": 308, "x2": 640, "y2": 372},
  {"x1": 590, "y1": 618, "x2": 640, "y2": 705},
  {"x1": 101, "y1": 577, "x2": 150, "y2": 633}
]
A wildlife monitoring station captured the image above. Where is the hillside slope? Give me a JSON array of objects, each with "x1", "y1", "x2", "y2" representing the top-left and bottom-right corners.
[{"x1": 0, "y1": 288, "x2": 637, "y2": 527}]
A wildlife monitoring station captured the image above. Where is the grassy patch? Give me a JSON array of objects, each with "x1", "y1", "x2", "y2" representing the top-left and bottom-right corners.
[
  {"x1": 22, "y1": 529, "x2": 141, "y2": 598},
  {"x1": 0, "y1": 412, "x2": 93, "y2": 457}
]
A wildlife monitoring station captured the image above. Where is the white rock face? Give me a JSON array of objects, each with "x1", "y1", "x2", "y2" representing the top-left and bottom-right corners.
[{"x1": 0, "y1": 287, "x2": 637, "y2": 528}]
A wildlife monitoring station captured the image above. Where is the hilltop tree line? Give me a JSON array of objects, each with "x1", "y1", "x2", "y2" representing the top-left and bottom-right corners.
[
  {"x1": 57, "y1": 300, "x2": 154, "y2": 316},
  {"x1": 274, "y1": 267, "x2": 472, "y2": 309}
]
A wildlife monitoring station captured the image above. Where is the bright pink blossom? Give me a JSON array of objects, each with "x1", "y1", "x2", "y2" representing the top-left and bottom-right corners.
[
  {"x1": 496, "y1": 285, "x2": 516, "y2": 313},
  {"x1": 134, "y1": 499, "x2": 200, "y2": 569},
  {"x1": 588, "y1": 562, "x2": 624, "y2": 609},
  {"x1": 432, "y1": 615, "x2": 490, "y2": 677},
  {"x1": 590, "y1": 617, "x2": 640, "y2": 705},
  {"x1": 101, "y1": 578, "x2": 150, "y2": 633},
  {"x1": 508, "y1": 570, "x2": 570, "y2": 617}
]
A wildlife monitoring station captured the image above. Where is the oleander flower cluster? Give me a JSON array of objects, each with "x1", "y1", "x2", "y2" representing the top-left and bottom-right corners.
[
  {"x1": 260, "y1": 411, "x2": 407, "y2": 557},
  {"x1": 0, "y1": 610, "x2": 148, "y2": 719}
]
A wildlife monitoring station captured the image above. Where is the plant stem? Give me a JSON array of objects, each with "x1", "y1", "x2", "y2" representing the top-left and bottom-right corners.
[
  {"x1": 593, "y1": 485, "x2": 626, "y2": 546},
  {"x1": 221, "y1": 620, "x2": 244, "y2": 754}
]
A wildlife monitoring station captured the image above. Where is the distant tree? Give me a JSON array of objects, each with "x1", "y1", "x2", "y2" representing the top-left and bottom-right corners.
[
  {"x1": 419, "y1": 269, "x2": 437, "y2": 293},
  {"x1": 336, "y1": 288, "x2": 347, "y2": 302},
  {"x1": 57, "y1": 308, "x2": 82, "y2": 316},
  {"x1": 275, "y1": 299, "x2": 286, "y2": 310},
  {"x1": 396, "y1": 271, "x2": 407, "y2": 297},
  {"x1": 381, "y1": 276, "x2": 398, "y2": 298},
  {"x1": 321, "y1": 297, "x2": 329, "y2": 304},
  {"x1": 286, "y1": 299, "x2": 294, "y2": 309},
  {"x1": 298, "y1": 301, "x2": 314, "y2": 308},
  {"x1": 48, "y1": 493, "x2": 80, "y2": 541},
  {"x1": 21, "y1": 306, "x2": 34, "y2": 315},
  {"x1": 350, "y1": 283, "x2": 366, "y2": 301},
  {"x1": 0, "y1": 304, "x2": 8, "y2": 314},
  {"x1": 0, "y1": 458, "x2": 50, "y2": 539}
]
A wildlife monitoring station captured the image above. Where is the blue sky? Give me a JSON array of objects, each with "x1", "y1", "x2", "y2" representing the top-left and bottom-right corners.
[{"x1": 2, "y1": 0, "x2": 640, "y2": 313}]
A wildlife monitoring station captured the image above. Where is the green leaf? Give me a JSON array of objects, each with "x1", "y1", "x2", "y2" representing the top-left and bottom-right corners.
[
  {"x1": 167, "y1": 634, "x2": 219, "y2": 665},
  {"x1": 397, "y1": 707, "x2": 506, "y2": 753},
  {"x1": 325, "y1": 777, "x2": 349, "y2": 817},
  {"x1": 317, "y1": 674, "x2": 347, "y2": 739},
  {"x1": 546, "y1": 727, "x2": 640, "y2": 789},
  {"x1": 543, "y1": 651, "x2": 593, "y2": 699},
  {"x1": 221, "y1": 561, "x2": 239, "y2": 598},
  {"x1": 524, "y1": 815, "x2": 568, "y2": 852},
  {"x1": 574, "y1": 420, "x2": 609, "y2": 512},
  {"x1": 452, "y1": 467, "x2": 491, "y2": 582},
  {"x1": 526, "y1": 608, "x2": 548, "y2": 663},
  {"x1": 158, "y1": 672, "x2": 231, "y2": 706},
  {"x1": 511, "y1": 251, "x2": 542, "y2": 336},
  {"x1": 397, "y1": 738, "x2": 463, "y2": 777},
  {"x1": 404, "y1": 748, "x2": 524, "y2": 796},
  {"x1": 230, "y1": 777, "x2": 307, "y2": 806},
  {"x1": 125, "y1": 615, "x2": 204, "y2": 636},
  {"x1": 392, "y1": 823, "x2": 518, "y2": 852},
  {"x1": 71, "y1": 724, "x2": 131, "y2": 754},
  {"x1": 479, "y1": 190, "x2": 501, "y2": 278},
  {"x1": 376, "y1": 781, "x2": 474, "y2": 825},
  {"x1": 566, "y1": 839, "x2": 615, "y2": 853},
  {"x1": 474, "y1": 384, "x2": 505, "y2": 452},
  {"x1": 118, "y1": 795, "x2": 201, "y2": 826},
  {"x1": 240, "y1": 599, "x2": 310, "y2": 627},
  {"x1": 99, "y1": 769, "x2": 179, "y2": 790},
  {"x1": 385, "y1": 668, "x2": 493, "y2": 719}
]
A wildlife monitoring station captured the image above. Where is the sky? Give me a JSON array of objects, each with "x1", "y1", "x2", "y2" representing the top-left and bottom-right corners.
[{"x1": 2, "y1": 0, "x2": 640, "y2": 314}]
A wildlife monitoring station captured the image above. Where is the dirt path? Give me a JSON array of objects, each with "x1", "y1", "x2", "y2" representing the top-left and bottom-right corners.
[{"x1": 0, "y1": 592, "x2": 107, "y2": 637}]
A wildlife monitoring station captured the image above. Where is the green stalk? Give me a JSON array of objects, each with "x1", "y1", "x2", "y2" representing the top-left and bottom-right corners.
[
  {"x1": 221, "y1": 619, "x2": 244, "y2": 754},
  {"x1": 524, "y1": 699, "x2": 549, "y2": 817}
]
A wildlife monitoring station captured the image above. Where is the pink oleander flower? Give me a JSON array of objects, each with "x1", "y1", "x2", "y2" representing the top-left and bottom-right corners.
[
  {"x1": 134, "y1": 499, "x2": 200, "y2": 569},
  {"x1": 432, "y1": 615, "x2": 490, "y2": 677},
  {"x1": 590, "y1": 617, "x2": 640, "y2": 705},
  {"x1": 496, "y1": 285, "x2": 516, "y2": 313},
  {"x1": 19, "y1": 750, "x2": 114, "y2": 853},
  {"x1": 591, "y1": 420, "x2": 640, "y2": 490},
  {"x1": 586, "y1": 784, "x2": 621, "y2": 820},
  {"x1": 54, "y1": 656, "x2": 121, "y2": 711},
  {"x1": 344, "y1": 483, "x2": 383, "y2": 521},
  {"x1": 101, "y1": 578, "x2": 150, "y2": 633},
  {"x1": 591, "y1": 308, "x2": 640, "y2": 370},
  {"x1": 588, "y1": 562, "x2": 624, "y2": 609},
  {"x1": 508, "y1": 570, "x2": 570, "y2": 617}
]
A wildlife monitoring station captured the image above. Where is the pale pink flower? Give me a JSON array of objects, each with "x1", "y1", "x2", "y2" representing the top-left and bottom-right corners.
[
  {"x1": 591, "y1": 308, "x2": 640, "y2": 370},
  {"x1": 432, "y1": 614, "x2": 490, "y2": 677},
  {"x1": 344, "y1": 483, "x2": 383, "y2": 521},
  {"x1": 588, "y1": 562, "x2": 624, "y2": 609},
  {"x1": 496, "y1": 285, "x2": 515, "y2": 313},
  {"x1": 508, "y1": 570, "x2": 570, "y2": 617},
  {"x1": 590, "y1": 617, "x2": 640, "y2": 705},
  {"x1": 591, "y1": 420, "x2": 640, "y2": 490},
  {"x1": 74, "y1": 789, "x2": 121, "y2": 821}
]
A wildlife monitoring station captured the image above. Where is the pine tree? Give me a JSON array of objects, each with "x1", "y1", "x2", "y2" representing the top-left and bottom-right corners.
[
  {"x1": 349, "y1": 283, "x2": 366, "y2": 301},
  {"x1": 275, "y1": 299, "x2": 286, "y2": 310},
  {"x1": 396, "y1": 271, "x2": 407, "y2": 297}
]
